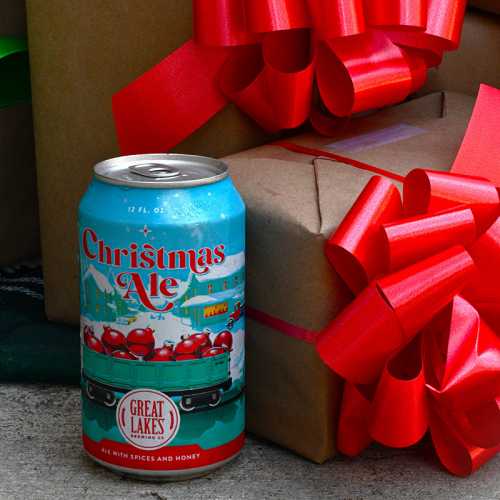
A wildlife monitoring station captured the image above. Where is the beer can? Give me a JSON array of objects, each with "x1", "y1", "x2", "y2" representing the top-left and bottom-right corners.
[{"x1": 78, "y1": 154, "x2": 245, "y2": 480}]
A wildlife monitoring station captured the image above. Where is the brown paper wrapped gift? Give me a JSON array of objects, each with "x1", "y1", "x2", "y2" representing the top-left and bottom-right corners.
[
  {"x1": 223, "y1": 91, "x2": 475, "y2": 462},
  {"x1": 26, "y1": 0, "x2": 271, "y2": 321}
]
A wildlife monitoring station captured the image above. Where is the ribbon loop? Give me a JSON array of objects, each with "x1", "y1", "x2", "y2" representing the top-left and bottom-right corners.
[
  {"x1": 377, "y1": 245, "x2": 475, "y2": 337},
  {"x1": 386, "y1": 0, "x2": 466, "y2": 68},
  {"x1": 307, "y1": 0, "x2": 365, "y2": 39},
  {"x1": 463, "y1": 218, "x2": 500, "y2": 307},
  {"x1": 317, "y1": 284, "x2": 405, "y2": 385},
  {"x1": 317, "y1": 31, "x2": 414, "y2": 117},
  {"x1": 382, "y1": 208, "x2": 476, "y2": 272},
  {"x1": 365, "y1": 0, "x2": 427, "y2": 31},
  {"x1": 113, "y1": 0, "x2": 466, "y2": 154},
  {"x1": 326, "y1": 176, "x2": 402, "y2": 294},
  {"x1": 245, "y1": 0, "x2": 310, "y2": 33},
  {"x1": 370, "y1": 339, "x2": 428, "y2": 448},
  {"x1": 404, "y1": 169, "x2": 500, "y2": 234}
]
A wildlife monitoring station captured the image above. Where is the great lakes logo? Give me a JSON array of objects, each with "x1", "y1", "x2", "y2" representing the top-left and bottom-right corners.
[{"x1": 116, "y1": 389, "x2": 180, "y2": 450}]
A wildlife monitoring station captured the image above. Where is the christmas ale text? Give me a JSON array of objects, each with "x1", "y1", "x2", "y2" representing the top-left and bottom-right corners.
[{"x1": 82, "y1": 227, "x2": 226, "y2": 312}]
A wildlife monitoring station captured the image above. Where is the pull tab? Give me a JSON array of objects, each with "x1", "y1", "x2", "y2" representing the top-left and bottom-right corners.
[{"x1": 129, "y1": 162, "x2": 181, "y2": 179}]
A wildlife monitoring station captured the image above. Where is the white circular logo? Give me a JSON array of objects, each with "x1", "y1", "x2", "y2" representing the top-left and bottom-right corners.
[{"x1": 116, "y1": 389, "x2": 181, "y2": 450}]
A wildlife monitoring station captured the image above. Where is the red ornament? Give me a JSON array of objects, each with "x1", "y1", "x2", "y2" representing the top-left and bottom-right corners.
[
  {"x1": 174, "y1": 337, "x2": 198, "y2": 356},
  {"x1": 111, "y1": 350, "x2": 137, "y2": 360},
  {"x1": 189, "y1": 332, "x2": 212, "y2": 352},
  {"x1": 85, "y1": 334, "x2": 105, "y2": 354},
  {"x1": 102, "y1": 326, "x2": 126, "y2": 353},
  {"x1": 201, "y1": 346, "x2": 226, "y2": 358},
  {"x1": 214, "y1": 330, "x2": 233, "y2": 350},
  {"x1": 147, "y1": 343, "x2": 175, "y2": 362},
  {"x1": 126, "y1": 327, "x2": 155, "y2": 358},
  {"x1": 83, "y1": 325, "x2": 95, "y2": 344},
  {"x1": 175, "y1": 354, "x2": 198, "y2": 361}
]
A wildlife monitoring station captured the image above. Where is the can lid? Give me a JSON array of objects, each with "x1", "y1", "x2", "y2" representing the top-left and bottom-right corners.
[{"x1": 94, "y1": 154, "x2": 228, "y2": 188}]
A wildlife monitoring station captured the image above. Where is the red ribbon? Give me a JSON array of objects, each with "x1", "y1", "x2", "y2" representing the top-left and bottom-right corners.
[
  {"x1": 112, "y1": 0, "x2": 466, "y2": 154},
  {"x1": 315, "y1": 89, "x2": 500, "y2": 476}
]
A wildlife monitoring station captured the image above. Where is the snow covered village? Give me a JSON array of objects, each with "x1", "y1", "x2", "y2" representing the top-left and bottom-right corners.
[{"x1": 81, "y1": 251, "x2": 245, "y2": 333}]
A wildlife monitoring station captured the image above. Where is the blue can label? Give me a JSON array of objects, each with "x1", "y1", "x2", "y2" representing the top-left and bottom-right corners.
[{"x1": 79, "y1": 178, "x2": 245, "y2": 474}]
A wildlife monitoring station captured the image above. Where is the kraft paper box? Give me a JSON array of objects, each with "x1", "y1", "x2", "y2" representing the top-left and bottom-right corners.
[
  {"x1": 0, "y1": 0, "x2": 38, "y2": 265},
  {"x1": 222, "y1": 91, "x2": 476, "y2": 462},
  {"x1": 26, "y1": 0, "x2": 271, "y2": 322}
]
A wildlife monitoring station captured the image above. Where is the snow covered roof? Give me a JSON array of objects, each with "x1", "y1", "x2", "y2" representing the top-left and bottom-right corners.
[
  {"x1": 197, "y1": 252, "x2": 245, "y2": 282},
  {"x1": 84, "y1": 264, "x2": 114, "y2": 293},
  {"x1": 180, "y1": 285, "x2": 244, "y2": 308},
  {"x1": 181, "y1": 295, "x2": 218, "y2": 307}
]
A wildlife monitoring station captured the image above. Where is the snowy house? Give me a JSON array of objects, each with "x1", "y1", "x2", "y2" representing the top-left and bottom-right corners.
[
  {"x1": 174, "y1": 252, "x2": 245, "y2": 330},
  {"x1": 82, "y1": 264, "x2": 131, "y2": 322}
]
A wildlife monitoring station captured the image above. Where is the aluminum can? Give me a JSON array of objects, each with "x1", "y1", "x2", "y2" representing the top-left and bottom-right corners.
[{"x1": 78, "y1": 154, "x2": 245, "y2": 480}]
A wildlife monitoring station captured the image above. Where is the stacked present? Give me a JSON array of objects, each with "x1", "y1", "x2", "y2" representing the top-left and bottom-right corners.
[
  {"x1": 23, "y1": 0, "x2": 500, "y2": 476},
  {"x1": 226, "y1": 87, "x2": 500, "y2": 474}
]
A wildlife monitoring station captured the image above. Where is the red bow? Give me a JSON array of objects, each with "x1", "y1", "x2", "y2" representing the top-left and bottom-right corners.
[
  {"x1": 316, "y1": 165, "x2": 500, "y2": 476},
  {"x1": 113, "y1": 0, "x2": 466, "y2": 154}
]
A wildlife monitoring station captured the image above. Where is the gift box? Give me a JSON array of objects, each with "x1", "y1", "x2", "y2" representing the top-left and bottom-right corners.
[
  {"x1": 222, "y1": 90, "x2": 478, "y2": 462},
  {"x1": 0, "y1": 0, "x2": 38, "y2": 265},
  {"x1": 26, "y1": 0, "x2": 272, "y2": 322}
]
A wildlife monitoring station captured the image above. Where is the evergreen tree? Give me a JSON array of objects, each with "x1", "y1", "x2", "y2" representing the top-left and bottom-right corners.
[{"x1": 113, "y1": 291, "x2": 130, "y2": 317}]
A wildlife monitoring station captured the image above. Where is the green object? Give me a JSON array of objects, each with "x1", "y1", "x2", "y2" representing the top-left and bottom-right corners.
[
  {"x1": 83, "y1": 345, "x2": 230, "y2": 392},
  {"x1": 0, "y1": 36, "x2": 31, "y2": 108}
]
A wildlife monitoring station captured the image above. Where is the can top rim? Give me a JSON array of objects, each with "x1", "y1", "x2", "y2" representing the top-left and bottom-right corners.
[{"x1": 94, "y1": 154, "x2": 228, "y2": 188}]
